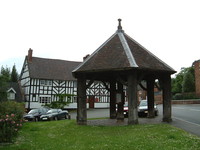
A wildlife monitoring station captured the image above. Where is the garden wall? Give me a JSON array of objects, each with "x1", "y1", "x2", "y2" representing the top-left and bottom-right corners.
[{"x1": 171, "y1": 99, "x2": 200, "y2": 104}]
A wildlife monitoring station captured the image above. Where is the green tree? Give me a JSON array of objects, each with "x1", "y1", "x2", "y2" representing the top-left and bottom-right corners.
[
  {"x1": 11, "y1": 64, "x2": 19, "y2": 82},
  {"x1": 1, "y1": 66, "x2": 10, "y2": 82},
  {"x1": 182, "y1": 67, "x2": 195, "y2": 92},
  {"x1": 171, "y1": 68, "x2": 184, "y2": 94},
  {"x1": 0, "y1": 76, "x2": 8, "y2": 101},
  {"x1": 172, "y1": 67, "x2": 196, "y2": 100}
]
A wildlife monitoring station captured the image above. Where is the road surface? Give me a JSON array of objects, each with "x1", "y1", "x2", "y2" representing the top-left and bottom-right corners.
[{"x1": 171, "y1": 104, "x2": 200, "y2": 137}]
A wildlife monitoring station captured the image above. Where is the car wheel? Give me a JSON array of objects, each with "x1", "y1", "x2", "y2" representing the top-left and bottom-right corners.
[
  {"x1": 54, "y1": 116, "x2": 58, "y2": 121},
  {"x1": 35, "y1": 117, "x2": 38, "y2": 122}
]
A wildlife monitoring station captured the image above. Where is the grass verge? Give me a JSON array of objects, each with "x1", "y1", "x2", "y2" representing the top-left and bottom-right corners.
[{"x1": 0, "y1": 119, "x2": 200, "y2": 150}]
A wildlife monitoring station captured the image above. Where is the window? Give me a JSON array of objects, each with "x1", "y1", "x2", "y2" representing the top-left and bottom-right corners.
[
  {"x1": 7, "y1": 88, "x2": 16, "y2": 100},
  {"x1": 7, "y1": 92, "x2": 15, "y2": 100},
  {"x1": 39, "y1": 97, "x2": 51, "y2": 103},
  {"x1": 40, "y1": 80, "x2": 52, "y2": 86}
]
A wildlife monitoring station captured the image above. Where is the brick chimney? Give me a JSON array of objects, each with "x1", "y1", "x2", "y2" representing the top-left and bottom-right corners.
[
  {"x1": 193, "y1": 60, "x2": 200, "y2": 97},
  {"x1": 83, "y1": 54, "x2": 90, "y2": 61},
  {"x1": 28, "y1": 48, "x2": 33, "y2": 62}
]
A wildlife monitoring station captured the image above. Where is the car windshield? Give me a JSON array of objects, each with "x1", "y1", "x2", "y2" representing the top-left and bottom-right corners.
[
  {"x1": 124, "y1": 102, "x2": 128, "y2": 107},
  {"x1": 47, "y1": 109, "x2": 57, "y2": 114},
  {"x1": 28, "y1": 109, "x2": 38, "y2": 114},
  {"x1": 139, "y1": 100, "x2": 147, "y2": 107}
]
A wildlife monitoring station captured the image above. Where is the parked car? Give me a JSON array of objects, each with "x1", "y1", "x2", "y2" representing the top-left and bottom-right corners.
[
  {"x1": 24, "y1": 107, "x2": 50, "y2": 121},
  {"x1": 138, "y1": 100, "x2": 158, "y2": 117},
  {"x1": 123, "y1": 102, "x2": 128, "y2": 117},
  {"x1": 40, "y1": 109, "x2": 70, "y2": 121},
  {"x1": 122, "y1": 100, "x2": 158, "y2": 117}
]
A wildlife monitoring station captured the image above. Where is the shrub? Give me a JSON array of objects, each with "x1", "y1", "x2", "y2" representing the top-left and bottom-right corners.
[
  {"x1": 0, "y1": 101, "x2": 25, "y2": 143},
  {"x1": 183, "y1": 93, "x2": 199, "y2": 99},
  {"x1": 173, "y1": 93, "x2": 183, "y2": 100},
  {"x1": 173, "y1": 93, "x2": 200, "y2": 100},
  {"x1": 43, "y1": 94, "x2": 73, "y2": 109}
]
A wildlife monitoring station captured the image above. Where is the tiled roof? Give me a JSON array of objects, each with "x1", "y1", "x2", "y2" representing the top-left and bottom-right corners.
[
  {"x1": 28, "y1": 57, "x2": 81, "y2": 80},
  {"x1": 73, "y1": 21, "x2": 176, "y2": 74}
]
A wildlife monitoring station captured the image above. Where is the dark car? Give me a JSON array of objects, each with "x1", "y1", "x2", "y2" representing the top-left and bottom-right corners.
[
  {"x1": 40, "y1": 109, "x2": 70, "y2": 121},
  {"x1": 24, "y1": 107, "x2": 50, "y2": 121},
  {"x1": 138, "y1": 100, "x2": 158, "y2": 117},
  {"x1": 122, "y1": 100, "x2": 158, "y2": 117}
]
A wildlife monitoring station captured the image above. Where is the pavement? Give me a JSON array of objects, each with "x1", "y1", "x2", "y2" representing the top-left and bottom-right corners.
[
  {"x1": 70, "y1": 108, "x2": 165, "y2": 126},
  {"x1": 70, "y1": 107, "x2": 200, "y2": 137}
]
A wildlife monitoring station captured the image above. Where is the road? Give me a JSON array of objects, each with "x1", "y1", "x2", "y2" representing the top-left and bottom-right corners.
[
  {"x1": 157, "y1": 104, "x2": 200, "y2": 137},
  {"x1": 171, "y1": 104, "x2": 200, "y2": 137}
]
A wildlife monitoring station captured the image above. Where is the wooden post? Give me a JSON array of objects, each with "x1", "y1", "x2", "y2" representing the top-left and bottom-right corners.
[
  {"x1": 127, "y1": 72, "x2": 138, "y2": 125},
  {"x1": 116, "y1": 82, "x2": 124, "y2": 121},
  {"x1": 162, "y1": 74, "x2": 172, "y2": 122},
  {"x1": 77, "y1": 77, "x2": 87, "y2": 125},
  {"x1": 147, "y1": 78, "x2": 155, "y2": 118},
  {"x1": 110, "y1": 80, "x2": 116, "y2": 119}
]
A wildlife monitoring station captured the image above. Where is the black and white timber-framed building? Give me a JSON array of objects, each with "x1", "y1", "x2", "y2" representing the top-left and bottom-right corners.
[{"x1": 19, "y1": 49, "x2": 110, "y2": 109}]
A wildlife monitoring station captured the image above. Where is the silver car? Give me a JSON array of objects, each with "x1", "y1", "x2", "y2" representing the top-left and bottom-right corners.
[{"x1": 138, "y1": 100, "x2": 158, "y2": 117}]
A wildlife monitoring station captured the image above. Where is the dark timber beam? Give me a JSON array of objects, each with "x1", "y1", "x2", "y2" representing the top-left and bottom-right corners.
[
  {"x1": 110, "y1": 80, "x2": 116, "y2": 119},
  {"x1": 127, "y1": 72, "x2": 138, "y2": 125},
  {"x1": 147, "y1": 78, "x2": 155, "y2": 118},
  {"x1": 77, "y1": 77, "x2": 87, "y2": 125},
  {"x1": 116, "y1": 82, "x2": 124, "y2": 121},
  {"x1": 162, "y1": 74, "x2": 172, "y2": 122}
]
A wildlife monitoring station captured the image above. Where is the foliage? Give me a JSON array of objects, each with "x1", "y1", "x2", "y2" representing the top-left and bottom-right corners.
[
  {"x1": 10, "y1": 65, "x2": 18, "y2": 82},
  {"x1": 0, "y1": 65, "x2": 19, "y2": 102},
  {"x1": 43, "y1": 94, "x2": 74, "y2": 109},
  {"x1": 172, "y1": 67, "x2": 195, "y2": 98},
  {"x1": 0, "y1": 101, "x2": 25, "y2": 143},
  {"x1": 0, "y1": 77, "x2": 8, "y2": 101},
  {"x1": 0, "y1": 66, "x2": 10, "y2": 82},
  {"x1": 182, "y1": 67, "x2": 195, "y2": 93},
  {"x1": 172, "y1": 93, "x2": 183, "y2": 100},
  {"x1": 0, "y1": 120, "x2": 200, "y2": 149},
  {"x1": 173, "y1": 93, "x2": 199, "y2": 100},
  {"x1": 172, "y1": 73, "x2": 183, "y2": 94}
]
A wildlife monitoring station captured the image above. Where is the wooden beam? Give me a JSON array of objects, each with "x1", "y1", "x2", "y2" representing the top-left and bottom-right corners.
[
  {"x1": 110, "y1": 80, "x2": 116, "y2": 119},
  {"x1": 162, "y1": 74, "x2": 172, "y2": 122},
  {"x1": 147, "y1": 78, "x2": 155, "y2": 118},
  {"x1": 116, "y1": 82, "x2": 124, "y2": 121},
  {"x1": 77, "y1": 77, "x2": 87, "y2": 125},
  {"x1": 127, "y1": 72, "x2": 138, "y2": 124}
]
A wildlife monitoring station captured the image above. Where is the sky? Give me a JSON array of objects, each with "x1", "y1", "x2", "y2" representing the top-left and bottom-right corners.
[{"x1": 0, "y1": 0, "x2": 200, "y2": 75}]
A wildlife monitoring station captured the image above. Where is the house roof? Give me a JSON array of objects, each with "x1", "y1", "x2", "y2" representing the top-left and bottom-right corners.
[
  {"x1": 28, "y1": 57, "x2": 81, "y2": 80},
  {"x1": 73, "y1": 19, "x2": 176, "y2": 74}
]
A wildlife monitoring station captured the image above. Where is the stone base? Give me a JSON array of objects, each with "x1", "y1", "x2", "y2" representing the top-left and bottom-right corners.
[{"x1": 162, "y1": 117, "x2": 172, "y2": 123}]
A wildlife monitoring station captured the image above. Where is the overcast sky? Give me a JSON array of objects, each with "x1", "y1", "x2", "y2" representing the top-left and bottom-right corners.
[{"x1": 0, "y1": 0, "x2": 200, "y2": 75}]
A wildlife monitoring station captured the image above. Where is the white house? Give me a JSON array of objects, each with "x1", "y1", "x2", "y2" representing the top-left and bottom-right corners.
[{"x1": 19, "y1": 49, "x2": 110, "y2": 110}]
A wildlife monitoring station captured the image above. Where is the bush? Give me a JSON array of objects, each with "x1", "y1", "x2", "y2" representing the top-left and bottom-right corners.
[
  {"x1": 183, "y1": 93, "x2": 199, "y2": 99},
  {"x1": 43, "y1": 94, "x2": 73, "y2": 109},
  {"x1": 173, "y1": 93, "x2": 200, "y2": 100},
  {"x1": 0, "y1": 101, "x2": 25, "y2": 143},
  {"x1": 173, "y1": 93, "x2": 183, "y2": 100}
]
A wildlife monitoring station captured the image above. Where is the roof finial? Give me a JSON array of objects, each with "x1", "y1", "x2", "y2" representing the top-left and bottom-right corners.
[{"x1": 118, "y1": 18, "x2": 122, "y2": 30}]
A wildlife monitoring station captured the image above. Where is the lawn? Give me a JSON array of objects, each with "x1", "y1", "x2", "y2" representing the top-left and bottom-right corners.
[{"x1": 0, "y1": 119, "x2": 200, "y2": 150}]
